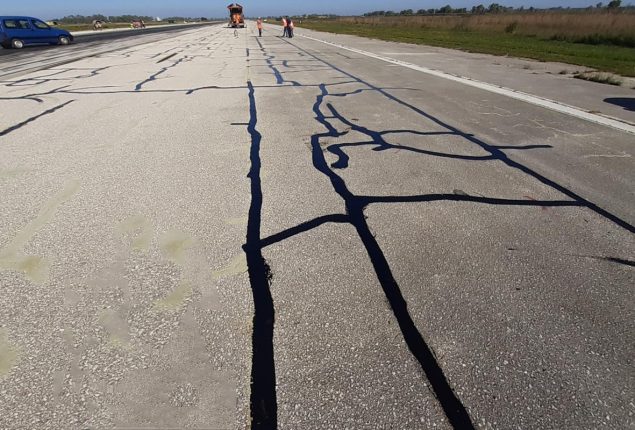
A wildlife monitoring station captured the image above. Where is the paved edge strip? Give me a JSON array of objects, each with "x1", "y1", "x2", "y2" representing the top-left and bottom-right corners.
[
  {"x1": 298, "y1": 33, "x2": 635, "y2": 136},
  {"x1": 0, "y1": 25, "x2": 225, "y2": 80},
  {"x1": 70, "y1": 22, "x2": 218, "y2": 37}
]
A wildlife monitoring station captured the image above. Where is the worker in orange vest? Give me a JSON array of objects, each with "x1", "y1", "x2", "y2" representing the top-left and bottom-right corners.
[
  {"x1": 281, "y1": 17, "x2": 288, "y2": 37},
  {"x1": 257, "y1": 17, "x2": 263, "y2": 37}
]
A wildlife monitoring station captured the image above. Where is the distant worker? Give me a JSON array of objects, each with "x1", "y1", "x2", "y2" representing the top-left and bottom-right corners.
[
  {"x1": 257, "y1": 17, "x2": 263, "y2": 37},
  {"x1": 281, "y1": 17, "x2": 288, "y2": 37},
  {"x1": 287, "y1": 17, "x2": 294, "y2": 38}
]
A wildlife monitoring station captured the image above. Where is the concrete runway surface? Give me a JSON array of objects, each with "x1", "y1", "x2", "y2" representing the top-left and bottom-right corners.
[
  {"x1": 0, "y1": 22, "x2": 633, "y2": 429},
  {"x1": 0, "y1": 23, "x2": 219, "y2": 80}
]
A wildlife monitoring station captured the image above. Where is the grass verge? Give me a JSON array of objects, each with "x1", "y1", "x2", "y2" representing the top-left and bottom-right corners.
[{"x1": 296, "y1": 21, "x2": 635, "y2": 77}]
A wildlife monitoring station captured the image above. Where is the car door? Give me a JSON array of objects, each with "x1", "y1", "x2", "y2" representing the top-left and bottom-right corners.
[
  {"x1": 2, "y1": 19, "x2": 34, "y2": 44},
  {"x1": 16, "y1": 19, "x2": 36, "y2": 44},
  {"x1": 30, "y1": 18, "x2": 55, "y2": 43}
]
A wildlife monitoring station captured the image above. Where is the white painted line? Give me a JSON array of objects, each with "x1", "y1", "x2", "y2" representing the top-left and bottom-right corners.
[
  {"x1": 298, "y1": 34, "x2": 635, "y2": 135},
  {"x1": 380, "y1": 52, "x2": 436, "y2": 56}
]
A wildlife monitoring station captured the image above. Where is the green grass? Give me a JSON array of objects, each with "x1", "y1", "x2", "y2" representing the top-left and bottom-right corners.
[{"x1": 297, "y1": 21, "x2": 635, "y2": 77}]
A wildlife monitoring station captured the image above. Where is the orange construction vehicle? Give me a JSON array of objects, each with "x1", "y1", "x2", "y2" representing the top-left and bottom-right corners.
[{"x1": 227, "y1": 3, "x2": 245, "y2": 28}]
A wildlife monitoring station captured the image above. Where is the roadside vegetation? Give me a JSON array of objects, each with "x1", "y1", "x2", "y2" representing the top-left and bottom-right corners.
[
  {"x1": 295, "y1": 7, "x2": 635, "y2": 77},
  {"x1": 573, "y1": 71, "x2": 623, "y2": 85},
  {"x1": 50, "y1": 15, "x2": 211, "y2": 32},
  {"x1": 57, "y1": 22, "x2": 166, "y2": 32}
]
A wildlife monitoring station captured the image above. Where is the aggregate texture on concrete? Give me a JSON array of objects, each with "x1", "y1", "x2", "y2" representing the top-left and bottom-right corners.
[{"x1": 0, "y1": 22, "x2": 633, "y2": 430}]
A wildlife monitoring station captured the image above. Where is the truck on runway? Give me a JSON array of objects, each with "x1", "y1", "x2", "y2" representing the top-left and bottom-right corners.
[{"x1": 227, "y1": 3, "x2": 245, "y2": 28}]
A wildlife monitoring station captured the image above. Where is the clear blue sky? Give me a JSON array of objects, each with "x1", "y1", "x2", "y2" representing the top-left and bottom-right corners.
[{"x1": 3, "y1": 0, "x2": 619, "y2": 20}]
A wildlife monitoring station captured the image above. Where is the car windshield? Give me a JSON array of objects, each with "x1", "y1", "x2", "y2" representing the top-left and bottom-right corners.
[{"x1": 32, "y1": 19, "x2": 49, "y2": 30}]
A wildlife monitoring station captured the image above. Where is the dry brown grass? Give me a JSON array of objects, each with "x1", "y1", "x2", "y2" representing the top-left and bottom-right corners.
[
  {"x1": 573, "y1": 71, "x2": 623, "y2": 85},
  {"x1": 300, "y1": 13, "x2": 635, "y2": 76},
  {"x1": 336, "y1": 11, "x2": 635, "y2": 44}
]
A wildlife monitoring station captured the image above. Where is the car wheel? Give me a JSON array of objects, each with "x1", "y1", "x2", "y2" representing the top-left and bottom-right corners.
[
  {"x1": 58, "y1": 36, "x2": 70, "y2": 46},
  {"x1": 11, "y1": 39, "x2": 24, "y2": 49}
]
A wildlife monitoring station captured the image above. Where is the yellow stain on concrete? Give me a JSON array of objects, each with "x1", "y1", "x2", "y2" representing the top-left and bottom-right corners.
[
  {"x1": 0, "y1": 180, "x2": 79, "y2": 284},
  {"x1": 159, "y1": 230, "x2": 194, "y2": 265},
  {"x1": 0, "y1": 168, "x2": 29, "y2": 179},
  {"x1": 212, "y1": 253, "x2": 248, "y2": 280},
  {"x1": 0, "y1": 254, "x2": 50, "y2": 285},
  {"x1": 107, "y1": 335, "x2": 132, "y2": 350},
  {"x1": 0, "y1": 329, "x2": 20, "y2": 379},
  {"x1": 118, "y1": 215, "x2": 153, "y2": 250},
  {"x1": 99, "y1": 309, "x2": 131, "y2": 349},
  {"x1": 225, "y1": 216, "x2": 248, "y2": 226},
  {"x1": 153, "y1": 282, "x2": 193, "y2": 311}
]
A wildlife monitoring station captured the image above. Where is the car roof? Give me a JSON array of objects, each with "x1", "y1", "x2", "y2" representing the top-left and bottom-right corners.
[{"x1": 0, "y1": 16, "x2": 41, "y2": 20}]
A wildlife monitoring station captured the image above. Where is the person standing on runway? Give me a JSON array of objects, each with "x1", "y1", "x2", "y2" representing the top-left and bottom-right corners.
[
  {"x1": 287, "y1": 17, "x2": 294, "y2": 38},
  {"x1": 257, "y1": 17, "x2": 263, "y2": 37},
  {"x1": 281, "y1": 17, "x2": 288, "y2": 37}
]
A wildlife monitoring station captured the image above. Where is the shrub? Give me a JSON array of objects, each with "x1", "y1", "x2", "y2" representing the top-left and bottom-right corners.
[{"x1": 505, "y1": 21, "x2": 519, "y2": 33}]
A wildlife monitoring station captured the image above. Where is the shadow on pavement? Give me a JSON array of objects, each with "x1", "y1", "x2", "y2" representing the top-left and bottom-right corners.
[{"x1": 604, "y1": 97, "x2": 635, "y2": 112}]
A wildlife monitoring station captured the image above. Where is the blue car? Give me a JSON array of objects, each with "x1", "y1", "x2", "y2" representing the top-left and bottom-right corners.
[{"x1": 0, "y1": 16, "x2": 73, "y2": 49}]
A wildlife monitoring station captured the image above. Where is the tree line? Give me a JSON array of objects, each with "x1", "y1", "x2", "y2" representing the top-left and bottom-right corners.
[{"x1": 364, "y1": 0, "x2": 625, "y2": 16}]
